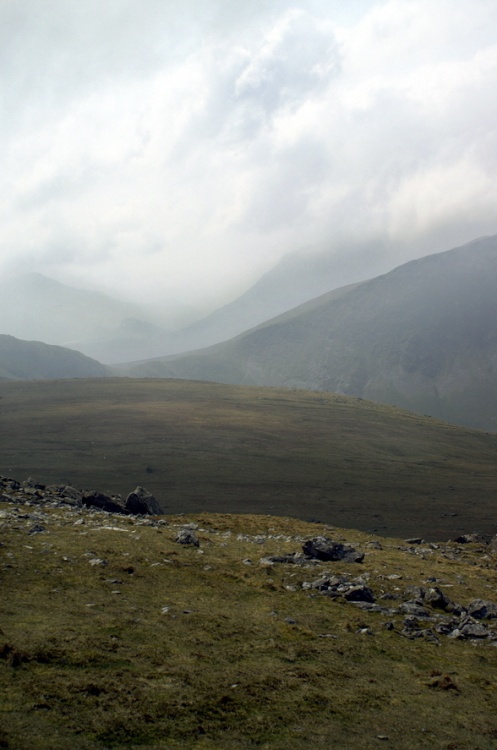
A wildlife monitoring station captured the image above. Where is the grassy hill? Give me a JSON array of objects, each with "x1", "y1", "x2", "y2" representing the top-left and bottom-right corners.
[
  {"x1": 126, "y1": 236, "x2": 497, "y2": 431},
  {"x1": 1, "y1": 378, "x2": 497, "y2": 541},
  {"x1": 2, "y1": 496, "x2": 497, "y2": 749},
  {"x1": 0, "y1": 335, "x2": 110, "y2": 380}
]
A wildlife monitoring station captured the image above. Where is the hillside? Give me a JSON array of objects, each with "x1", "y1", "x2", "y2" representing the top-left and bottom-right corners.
[
  {"x1": 2, "y1": 483, "x2": 497, "y2": 748},
  {"x1": 1, "y1": 378, "x2": 497, "y2": 541},
  {"x1": 174, "y1": 244, "x2": 380, "y2": 354},
  {"x1": 126, "y1": 236, "x2": 497, "y2": 431},
  {"x1": 0, "y1": 335, "x2": 110, "y2": 380}
]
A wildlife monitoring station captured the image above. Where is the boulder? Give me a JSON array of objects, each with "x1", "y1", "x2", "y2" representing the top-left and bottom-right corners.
[
  {"x1": 175, "y1": 528, "x2": 200, "y2": 547},
  {"x1": 453, "y1": 533, "x2": 483, "y2": 544},
  {"x1": 125, "y1": 486, "x2": 162, "y2": 515},
  {"x1": 424, "y1": 587, "x2": 452, "y2": 611},
  {"x1": 467, "y1": 599, "x2": 497, "y2": 620},
  {"x1": 82, "y1": 491, "x2": 126, "y2": 514},
  {"x1": 303, "y1": 537, "x2": 364, "y2": 563},
  {"x1": 344, "y1": 585, "x2": 375, "y2": 603}
]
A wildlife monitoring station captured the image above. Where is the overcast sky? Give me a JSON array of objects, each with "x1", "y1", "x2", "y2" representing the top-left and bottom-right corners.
[{"x1": 1, "y1": 0, "x2": 497, "y2": 309}]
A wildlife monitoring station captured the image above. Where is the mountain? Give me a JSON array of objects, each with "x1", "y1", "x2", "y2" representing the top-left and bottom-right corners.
[
  {"x1": 169, "y1": 242, "x2": 383, "y2": 355},
  {"x1": 0, "y1": 273, "x2": 176, "y2": 364},
  {"x1": 0, "y1": 335, "x2": 110, "y2": 379},
  {"x1": 124, "y1": 235, "x2": 497, "y2": 431}
]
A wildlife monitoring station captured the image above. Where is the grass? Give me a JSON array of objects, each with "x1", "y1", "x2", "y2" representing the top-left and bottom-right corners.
[
  {"x1": 2, "y1": 506, "x2": 497, "y2": 748},
  {"x1": 1, "y1": 378, "x2": 497, "y2": 539}
]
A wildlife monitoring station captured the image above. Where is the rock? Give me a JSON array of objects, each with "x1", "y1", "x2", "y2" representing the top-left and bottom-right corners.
[
  {"x1": 125, "y1": 486, "x2": 162, "y2": 515},
  {"x1": 82, "y1": 491, "x2": 126, "y2": 514},
  {"x1": 23, "y1": 478, "x2": 46, "y2": 490},
  {"x1": 58, "y1": 486, "x2": 83, "y2": 506},
  {"x1": 28, "y1": 524, "x2": 46, "y2": 535},
  {"x1": 424, "y1": 587, "x2": 452, "y2": 611},
  {"x1": 266, "y1": 553, "x2": 306, "y2": 564},
  {"x1": 344, "y1": 585, "x2": 375, "y2": 603},
  {"x1": 405, "y1": 538, "x2": 423, "y2": 544},
  {"x1": 467, "y1": 599, "x2": 497, "y2": 620},
  {"x1": 398, "y1": 601, "x2": 430, "y2": 617},
  {"x1": 404, "y1": 585, "x2": 426, "y2": 600},
  {"x1": 175, "y1": 528, "x2": 200, "y2": 547},
  {"x1": 303, "y1": 537, "x2": 364, "y2": 563},
  {"x1": 453, "y1": 533, "x2": 482, "y2": 544},
  {"x1": 458, "y1": 622, "x2": 489, "y2": 639}
]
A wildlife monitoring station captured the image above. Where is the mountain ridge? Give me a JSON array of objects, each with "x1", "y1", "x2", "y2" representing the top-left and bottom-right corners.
[{"x1": 123, "y1": 235, "x2": 497, "y2": 431}]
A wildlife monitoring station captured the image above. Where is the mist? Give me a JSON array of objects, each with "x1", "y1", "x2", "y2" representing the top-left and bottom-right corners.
[{"x1": 1, "y1": 0, "x2": 497, "y2": 354}]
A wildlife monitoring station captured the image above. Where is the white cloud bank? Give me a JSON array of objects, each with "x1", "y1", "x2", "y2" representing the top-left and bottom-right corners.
[{"x1": 1, "y1": 0, "x2": 496, "y2": 309}]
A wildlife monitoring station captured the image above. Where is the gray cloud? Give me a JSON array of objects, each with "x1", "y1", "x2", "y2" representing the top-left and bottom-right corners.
[{"x1": 1, "y1": 0, "x2": 496, "y2": 309}]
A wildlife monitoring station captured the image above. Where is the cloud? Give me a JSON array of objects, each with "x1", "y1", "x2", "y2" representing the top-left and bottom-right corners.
[{"x1": 1, "y1": 0, "x2": 497, "y2": 309}]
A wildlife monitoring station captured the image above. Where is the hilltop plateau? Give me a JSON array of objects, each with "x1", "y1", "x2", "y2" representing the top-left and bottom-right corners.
[{"x1": 1, "y1": 378, "x2": 497, "y2": 541}]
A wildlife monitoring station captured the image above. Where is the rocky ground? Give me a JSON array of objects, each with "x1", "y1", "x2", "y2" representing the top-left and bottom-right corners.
[{"x1": 2, "y1": 474, "x2": 497, "y2": 650}]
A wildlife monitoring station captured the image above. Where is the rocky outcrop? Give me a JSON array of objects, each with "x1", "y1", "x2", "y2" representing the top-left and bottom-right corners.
[
  {"x1": 0, "y1": 476, "x2": 161, "y2": 516},
  {"x1": 125, "y1": 486, "x2": 162, "y2": 515},
  {"x1": 302, "y1": 537, "x2": 364, "y2": 563}
]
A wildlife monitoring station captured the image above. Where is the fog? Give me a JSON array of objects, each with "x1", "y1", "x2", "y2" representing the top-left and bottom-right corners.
[{"x1": 1, "y1": 0, "x2": 497, "y2": 323}]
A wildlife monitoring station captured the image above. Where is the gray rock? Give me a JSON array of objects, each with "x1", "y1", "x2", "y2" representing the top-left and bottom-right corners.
[
  {"x1": 303, "y1": 537, "x2": 364, "y2": 563},
  {"x1": 467, "y1": 599, "x2": 497, "y2": 620},
  {"x1": 82, "y1": 491, "x2": 126, "y2": 514},
  {"x1": 175, "y1": 528, "x2": 200, "y2": 547},
  {"x1": 453, "y1": 533, "x2": 483, "y2": 544},
  {"x1": 59, "y1": 486, "x2": 83, "y2": 506},
  {"x1": 125, "y1": 486, "x2": 162, "y2": 515},
  {"x1": 458, "y1": 622, "x2": 489, "y2": 639},
  {"x1": 28, "y1": 523, "x2": 46, "y2": 535},
  {"x1": 424, "y1": 587, "x2": 452, "y2": 611},
  {"x1": 398, "y1": 601, "x2": 430, "y2": 617},
  {"x1": 344, "y1": 585, "x2": 375, "y2": 603},
  {"x1": 404, "y1": 585, "x2": 426, "y2": 600}
]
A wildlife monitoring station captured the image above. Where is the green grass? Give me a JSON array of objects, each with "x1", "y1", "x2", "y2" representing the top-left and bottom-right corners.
[
  {"x1": 2, "y1": 507, "x2": 497, "y2": 748},
  {"x1": 1, "y1": 378, "x2": 497, "y2": 540}
]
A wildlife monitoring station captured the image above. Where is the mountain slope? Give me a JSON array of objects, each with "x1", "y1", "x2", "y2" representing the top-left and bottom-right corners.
[
  {"x1": 172, "y1": 243, "x2": 381, "y2": 354},
  {"x1": 126, "y1": 236, "x2": 497, "y2": 431},
  {"x1": 0, "y1": 335, "x2": 110, "y2": 379}
]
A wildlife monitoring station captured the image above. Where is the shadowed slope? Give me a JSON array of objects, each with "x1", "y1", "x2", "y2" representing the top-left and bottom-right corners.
[{"x1": 127, "y1": 236, "x2": 497, "y2": 431}]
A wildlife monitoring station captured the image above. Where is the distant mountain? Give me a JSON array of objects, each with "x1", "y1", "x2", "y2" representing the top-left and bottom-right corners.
[
  {"x1": 171, "y1": 243, "x2": 381, "y2": 354},
  {"x1": 0, "y1": 273, "x2": 175, "y2": 364},
  {"x1": 125, "y1": 235, "x2": 497, "y2": 431},
  {"x1": 0, "y1": 335, "x2": 110, "y2": 380}
]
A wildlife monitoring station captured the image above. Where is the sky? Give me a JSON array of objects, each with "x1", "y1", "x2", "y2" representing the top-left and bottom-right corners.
[{"x1": 1, "y1": 0, "x2": 497, "y2": 311}]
